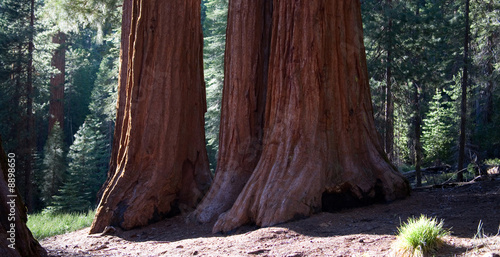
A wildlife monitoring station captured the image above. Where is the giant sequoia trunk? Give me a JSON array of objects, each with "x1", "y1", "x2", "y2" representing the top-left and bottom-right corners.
[
  {"x1": 97, "y1": 0, "x2": 132, "y2": 202},
  {"x1": 90, "y1": 0, "x2": 211, "y2": 233},
  {"x1": 0, "y1": 136, "x2": 47, "y2": 257},
  {"x1": 193, "y1": 0, "x2": 272, "y2": 223},
  {"x1": 48, "y1": 32, "x2": 65, "y2": 132},
  {"x1": 212, "y1": 0, "x2": 410, "y2": 233}
]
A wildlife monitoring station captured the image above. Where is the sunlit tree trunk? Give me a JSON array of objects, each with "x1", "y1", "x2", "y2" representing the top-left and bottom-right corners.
[
  {"x1": 213, "y1": 0, "x2": 410, "y2": 233},
  {"x1": 90, "y1": 0, "x2": 212, "y2": 233}
]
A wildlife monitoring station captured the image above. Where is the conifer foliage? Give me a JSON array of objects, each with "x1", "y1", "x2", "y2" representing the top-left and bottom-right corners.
[
  {"x1": 50, "y1": 40, "x2": 118, "y2": 213},
  {"x1": 202, "y1": 0, "x2": 228, "y2": 171},
  {"x1": 41, "y1": 122, "x2": 66, "y2": 206},
  {"x1": 422, "y1": 88, "x2": 459, "y2": 164},
  {"x1": 51, "y1": 120, "x2": 108, "y2": 212}
]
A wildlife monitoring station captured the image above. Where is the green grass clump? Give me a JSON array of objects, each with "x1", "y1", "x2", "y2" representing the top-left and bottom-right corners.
[
  {"x1": 27, "y1": 209, "x2": 95, "y2": 240},
  {"x1": 393, "y1": 215, "x2": 450, "y2": 257}
]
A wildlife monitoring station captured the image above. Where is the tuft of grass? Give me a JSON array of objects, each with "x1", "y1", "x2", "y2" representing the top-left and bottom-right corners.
[
  {"x1": 474, "y1": 220, "x2": 485, "y2": 239},
  {"x1": 27, "y1": 209, "x2": 95, "y2": 240},
  {"x1": 392, "y1": 215, "x2": 450, "y2": 257}
]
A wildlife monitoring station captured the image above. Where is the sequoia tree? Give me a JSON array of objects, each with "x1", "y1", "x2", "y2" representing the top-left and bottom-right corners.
[
  {"x1": 97, "y1": 0, "x2": 132, "y2": 201},
  {"x1": 209, "y1": 0, "x2": 410, "y2": 233},
  {"x1": 193, "y1": 0, "x2": 273, "y2": 223},
  {"x1": 48, "y1": 32, "x2": 66, "y2": 132},
  {"x1": 90, "y1": 0, "x2": 212, "y2": 233}
]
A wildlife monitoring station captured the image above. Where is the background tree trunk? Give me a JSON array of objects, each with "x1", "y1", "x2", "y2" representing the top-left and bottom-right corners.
[
  {"x1": 48, "y1": 32, "x2": 66, "y2": 132},
  {"x1": 23, "y1": 0, "x2": 35, "y2": 211},
  {"x1": 97, "y1": 0, "x2": 132, "y2": 202},
  {"x1": 458, "y1": 0, "x2": 470, "y2": 182},
  {"x1": 384, "y1": 0, "x2": 394, "y2": 161},
  {"x1": 213, "y1": 0, "x2": 409, "y2": 233},
  {"x1": 193, "y1": 0, "x2": 272, "y2": 224},
  {"x1": 90, "y1": 0, "x2": 212, "y2": 233},
  {"x1": 414, "y1": 84, "x2": 422, "y2": 187},
  {"x1": 0, "y1": 136, "x2": 47, "y2": 257}
]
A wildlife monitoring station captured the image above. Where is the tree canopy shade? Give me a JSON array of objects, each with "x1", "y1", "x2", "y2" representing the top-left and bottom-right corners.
[
  {"x1": 89, "y1": 0, "x2": 212, "y2": 233},
  {"x1": 203, "y1": 0, "x2": 411, "y2": 233}
]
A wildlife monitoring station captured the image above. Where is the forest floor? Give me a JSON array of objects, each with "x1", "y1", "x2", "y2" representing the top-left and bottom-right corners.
[{"x1": 41, "y1": 178, "x2": 500, "y2": 257}]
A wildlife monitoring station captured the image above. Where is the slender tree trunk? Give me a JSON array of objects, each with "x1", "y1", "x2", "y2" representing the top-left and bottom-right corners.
[
  {"x1": 0, "y1": 136, "x2": 47, "y2": 257},
  {"x1": 213, "y1": 0, "x2": 410, "y2": 233},
  {"x1": 97, "y1": 0, "x2": 132, "y2": 202},
  {"x1": 484, "y1": 34, "x2": 495, "y2": 124},
  {"x1": 90, "y1": 0, "x2": 212, "y2": 233},
  {"x1": 48, "y1": 32, "x2": 66, "y2": 133},
  {"x1": 458, "y1": 0, "x2": 470, "y2": 182},
  {"x1": 411, "y1": 0, "x2": 423, "y2": 187},
  {"x1": 414, "y1": 84, "x2": 422, "y2": 187},
  {"x1": 384, "y1": 0, "x2": 394, "y2": 161},
  {"x1": 193, "y1": 0, "x2": 273, "y2": 224},
  {"x1": 23, "y1": 0, "x2": 35, "y2": 211}
]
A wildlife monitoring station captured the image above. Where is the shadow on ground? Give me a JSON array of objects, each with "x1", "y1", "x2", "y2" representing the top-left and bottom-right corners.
[{"x1": 43, "y1": 179, "x2": 499, "y2": 256}]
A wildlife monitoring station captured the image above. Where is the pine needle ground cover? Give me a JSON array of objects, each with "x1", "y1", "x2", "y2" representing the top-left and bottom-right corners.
[
  {"x1": 27, "y1": 209, "x2": 95, "y2": 240},
  {"x1": 392, "y1": 215, "x2": 451, "y2": 257}
]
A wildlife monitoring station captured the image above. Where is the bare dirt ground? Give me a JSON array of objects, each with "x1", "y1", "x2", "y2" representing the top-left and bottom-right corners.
[{"x1": 41, "y1": 179, "x2": 500, "y2": 257}]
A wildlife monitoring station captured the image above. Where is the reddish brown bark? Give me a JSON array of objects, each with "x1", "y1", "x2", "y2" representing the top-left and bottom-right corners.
[
  {"x1": 97, "y1": 0, "x2": 132, "y2": 201},
  {"x1": 193, "y1": 0, "x2": 272, "y2": 224},
  {"x1": 0, "y1": 136, "x2": 47, "y2": 257},
  {"x1": 213, "y1": 0, "x2": 409, "y2": 233},
  {"x1": 90, "y1": 0, "x2": 211, "y2": 233},
  {"x1": 48, "y1": 32, "x2": 66, "y2": 132}
]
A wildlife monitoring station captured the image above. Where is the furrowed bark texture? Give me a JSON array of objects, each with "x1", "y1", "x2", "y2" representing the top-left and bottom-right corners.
[
  {"x1": 213, "y1": 0, "x2": 410, "y2": 233},
  {"x1": 194, "y1": 0, "x2": 273, "y2": 224},
  {"x1": 48, "y1": 32, "x2": 65, "y2": 133},
  {"x1": 0, "y1": 136, "x2": 47, "y2": 257},
  {"x1": 97, "y1": 0, "x2": 132, "y2": 202},
  {"x1": 90, "y1": 0, "x2": 211, "y2": 233}
]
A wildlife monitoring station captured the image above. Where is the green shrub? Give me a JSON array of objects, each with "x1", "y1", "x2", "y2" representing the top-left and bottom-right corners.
[
  {"x1": 393, "y1": 215, "x2": 450, "y2": 257},
  {"x1": 484, "y1": 158, "x2": 500, "y2": 165},
  {"x1": 27, "y1": 209, "x2": 95, "y2": 240}
]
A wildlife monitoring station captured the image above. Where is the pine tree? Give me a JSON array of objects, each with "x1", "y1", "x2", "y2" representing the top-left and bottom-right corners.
[
  {"x1": 470, "y1": 0, "x2": 500, "y2": 159},
  {"x1": 41, "y1": 121, "x2": 66, "y2": 206},
  {"x1": 363, "y1": 0, "x2": 465, "y2": 173},
  {"x1": 422, "y1": 88, "x2": 458, "y2": 164},
  {"x1": 202, "y1": 0, "x2": 228, "y2": 172},
  {"x1": 51, "y1": 47, "x2": 117, "y2": 213},
  {"x1": 0, "y1": 0, "x2": 38, "y2": 209},
  {"x1": 51, "y1": 119, "x2": 108, "y2": 212}
]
